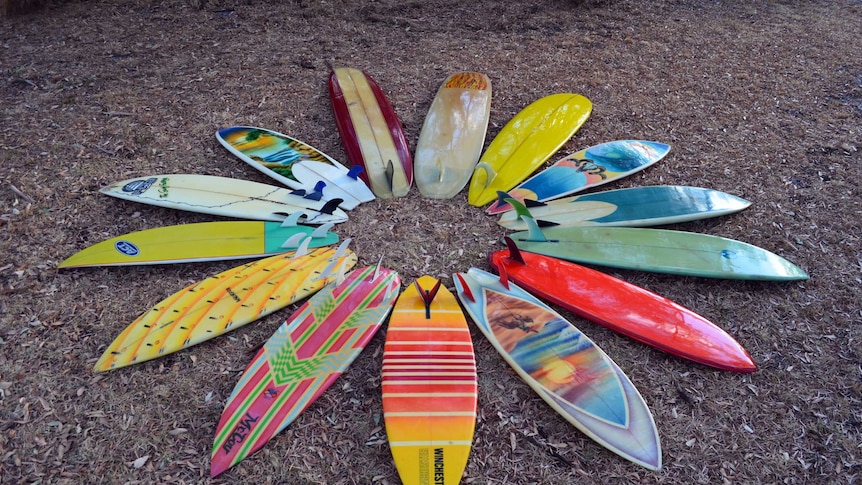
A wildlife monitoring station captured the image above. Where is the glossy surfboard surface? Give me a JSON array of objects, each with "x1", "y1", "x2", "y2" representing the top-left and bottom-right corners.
[
  {"x1": 489, "y1": 241, "x2": 757, "y2": 372},
  {"x1": 383, "y1": 276, "x2": 478, "y2": 484},
  {"x1": 211, "y1": 266, "x2": 401, "y2": 477},
  {"x1": 93, "y1": 243, "x2": 358, "y2": 372},
  {"x1": 216, "y1": 126, "x2": 346, "y2": 191},
  {"x1": 453, "y1": 268, "x2": 661, "y2": 471},
  {"x1": 467, "y1": 93, "x2": 592, "y2": 207},
  {"x1": 509, "y1": 223, "x2": 809, "y2": 281},
  {"x1": 486, "y1": 140, "x2": 669, "y2": 214},
  {"x1": 291, "y1": 160, "x2": 375, "y2": 210},
  {"x1": 497, "y1": 185, "x2": 752, "y2": 230},
  {"x1": 57, "y1": 221, "x2": 338, "y2": 268},
  {"x1": 329, "y1": 67, "x2": 413, "y2": 199},
  {"x1": 99, "y1": 174, "x2": 348, "y2": 224},
  {"x1": 414, "y1": 72, "x2": 492, "y2": 199}
]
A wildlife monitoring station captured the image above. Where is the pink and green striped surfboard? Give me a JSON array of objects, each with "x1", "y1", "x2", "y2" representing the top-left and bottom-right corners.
[{"x1": 211, "y1": 266, "x2": 401, "y2": 477}]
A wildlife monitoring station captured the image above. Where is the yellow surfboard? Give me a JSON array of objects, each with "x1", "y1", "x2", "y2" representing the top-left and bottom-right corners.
[
  {"x1": 467, "y1": 93, "x2": 592, "y2": 207},
  {"x1": 93, "y1": 243, "x2": 357, "y2": 372},
  {"x1": 383, "y1": 276, "x2": 478, "y2": 485}
]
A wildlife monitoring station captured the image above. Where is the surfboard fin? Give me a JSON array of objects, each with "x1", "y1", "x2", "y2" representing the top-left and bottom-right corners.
[
  {"x1": 454, "y1": 273, "x2": 475, "y2": 303},
  {"x1": 303, "y1": 181, "x2": 326, "y2": 201},
  {"x1": 347, "y1": 165, "x2": 364, "y2": 180},
  {"x1": 372, "y1": 254, "x2": 385, "y2": 282},
  {"x1": 503, "y1": 236, "x2": 526, "y2": 265},
  {"x1": 334, "y1": 257, "x2": 350, "y2": 285},
  {"x1": 291, "y1": 235, "x2": 312, "y2": 258},
  {"x1": 281, "y1": 211, "x2": 305, "y2": 227},
  {"x1": 414, "y1": 278, "x2": 442, "y2": 319},
  {"x1": 281, "y1": 232, "x2": 307, "y2": 249},
  {"x1": 315, "y1": 258, "x2": 340, "y2": 282},
  {"x1": 523, "y1": 198, "x2": 546, "y2": 208},
  {"x1": 289, "y1": 188, "x2": 307, "y2": 197},
  {"x1": 497, "y1": 262, "x2": 510, "y2": 289},
  {"x1": 334, "y1": 238, "x2": 352, "y2": 259},
  {"x1": 310, "y1": 222, "x2": 334, "y2": 239},
  {"x1": 506, "y1": 198, "x2": 549, "y2": 242},
  {"x1": 474, "y1": 162, "x2": 497, "y2": 189},
  {"x1": 385, "y1": 160, "x2": 395, "y2": 193},
  {"x1": 320, "y1": 198, "x2": 343, "y2": 215}
]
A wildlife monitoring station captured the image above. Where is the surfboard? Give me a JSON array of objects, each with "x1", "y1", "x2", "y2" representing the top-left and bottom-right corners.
[
  {"x1": 485, "y1": 140, "x2": 670, "y2": 214},
  {"x1": 467, "y1": 93, "x2": 592, "y2": 208},
  {"x1": 216, "y1": 126, "x2": 347, "y2": 192},
  {"x1": 383, "y1": 276, "x2": 478, "y2": 484},
  {"x1": 210, "y1": 265, "x2": 401, "y2": 477},
  {"x1": 291, "y1": 161, "x2": 375, "y2": 210},
  {"x1": 507, "y1": 200, "x2": 808, "y2": 280},
  {"x1": 453, "y1": 268, "x2": 661, "y2": 471},
  {"x1": 92, "y1": 242, "x2": 358, "y2": 372},
  {"x1": 414, "y1": 72, "x2": 492, "y2": 199},
  {"x1": 57, "y1": 220, "x2": 338, "y2": 268},
  {"x1": 497, "y1": 185, "x2": 752, "y2": 230},
  {"x1": 489, "y1": 239, "x2": 757, "y2": 372},
  {"x1": 99, "y1": 174, "x2": 348, "y2": 225},
  {"x1": 329, "y1": 67, "x2": 413, "y2": 199}
]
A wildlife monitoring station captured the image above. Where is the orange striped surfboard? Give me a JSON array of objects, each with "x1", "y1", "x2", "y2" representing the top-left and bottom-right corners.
[{"x1": 382, "y1": 276, "x2": 477, "y2": 485}]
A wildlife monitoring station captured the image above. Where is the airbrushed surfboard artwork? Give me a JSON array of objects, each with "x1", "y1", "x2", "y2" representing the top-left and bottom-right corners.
[
  {"x1": 497, "y1": 185, "x2": 752, "y2": 230},
  {"x1": 453, "y1": 268, "x2": 661, "y2": 471},
  {"x1": 93, "y1": 242, "x2": 358, "y2": 372},
  {"x1": 291, "y1": 161, "x2": 375, "y2": 210},
  {"x1": 383, "y1": 276, "x2": 478, "y2": 485},
  {"x1": 485, "y1": 140, "x2": 670, "y2": 214},
  {"x1": 507, "y1": 200, "x2": 809, "y2": 280},
  {"x1": 468, "y1": 93, "x2": 592, "y2": 207},
  {"x1": 57, "y1": 220, "x2": 338, "y2": 268},
  {"x1": 329, "y1": 67, "x2": 413, "y2": 199},
  {"x1": 414, "y1": 72, "x2": 492, "y2": 199},
  {"x1": 211, "y1": 265, "x2": 401, "y2": 477},
  {"x1": 99, "y1": 174, "x2": 348, "y2": 224},
  {"x1": 216, "y1": 126, "x2": 346, "y2": 192},
  {"x1": 489, "y1": 239, "x2": 757, "y2": 372}
]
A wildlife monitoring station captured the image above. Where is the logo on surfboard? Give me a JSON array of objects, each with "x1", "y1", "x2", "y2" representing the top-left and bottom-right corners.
[
  {"x1": 115, "y1": 241, "x2": 140, "y2": 256},
  {"x1": 121, "y1": 177, "x2": 157, "y2": 195}
]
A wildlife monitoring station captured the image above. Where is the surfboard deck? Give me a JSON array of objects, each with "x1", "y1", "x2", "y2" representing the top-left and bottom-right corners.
[
  {"x1": 329, "y1": 67, "x2": 413, "y2": 199},
  {"x1": 489, "y1": 240, "x2": 757, "y2": 372},
  {"x1": 467, "y1": 93, "x2": 592, "y2": 207},
  {"x1": 486, "y1": 140, "x2": 670, "y2": 214},
  {"x1": 99, "y1": 174, "x2": 348, "y2": 224},
  {"x1": 414, "y1": 72, "x2": 492, "y2": 199},
  {"x1": 92, "y1": 243, "x2": 357, "y2": 372},
  {"x1": 508, "y1": 222, "x2": 809, "y2": 280},
  {"x1": 216, "y1": 126, "x2": 347, "y2": 192},
  {"x1": 211, "y1": 265, "x2": 401, "y2": 477},
  {"x1": 497, "y1": 185, "x2": 752, "y2": 230},
  {"x1": 383, "y1": 276, "x2": 478, "y2": 485},
  {"x1": 57, "y1": 221, "x2": 337, "y2": 268},
  {"x1": 453, "y1": 268, "x2": 661, "y2": 471},
  {"x1": 291, "y1": 160, "x2": 375, "y2": 210}
]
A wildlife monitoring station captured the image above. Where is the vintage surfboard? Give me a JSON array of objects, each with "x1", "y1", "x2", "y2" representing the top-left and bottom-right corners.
[
  {"x1": 291, "y1": 161, "x2": 375, "y2": 210},
  {"x1": 414, "y1": 72, "x2": 492, "y2": 199},
  {"x1": 507, "y1": 200, "x2": 808, "y2": 280},
  {"x1": 211, "y1": 265, "x2": 401, "y2": 477},
  {"x1": 497, "y1": 185, "x2": 752, "y2": 230},
  {"x1": 467, "y1": 93, "x2": 592, "y2": 207},
  {"x1": 329, "y1": 67, "x2": 413, "y2": 199},
  {"x1": 92, "y1": 242, "x2": 358, "y2": 372},
  {"x1": 99, "y1": 174, "x2": 348, "y2": 225},
  {"x1": 453, "y1": 268, "x2": 661, "y2": 471},
  {"x1": 57, "y1": 220, "x2": 337, "y2": 268},
  {"x1": 489, "y1": 239, "x2": 757, "y2": 372},
  {"x1": 485, "y1": 140, "x2": 670, "y2": 214},
  {"x1": 383, "y1": 276, "x2": 478, "y2": 484},
  {"x1": 216, "y1": 126, "x2": 347, "y2": 192}
]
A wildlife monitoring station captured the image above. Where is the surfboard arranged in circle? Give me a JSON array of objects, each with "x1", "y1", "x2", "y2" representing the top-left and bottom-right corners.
[
  {"x1": 468, "y1": 93, "x2": 592, "y2": 207},
  {"x1": 383, "y1": 276, "x2": 478, "y2": 484},
  {"x1": 453, "y1": 268, "x2": 661, "y2": 471},
  {"x1": 329, "y1": 67, "x2": 413, "y2": 199},
  {"x1": 414, "y1": 72, "x2": 492, "y2": 199},
  {"x1": 486, "y1": 140, "x2": 670, "y2": 214},
  {"x1": 99, "y1": 174, "x2": 348, "y2": 225},
  {"x1": 211, "y1": 265, "x2": 401, "y2": 477},
  {"x1": 291, "y1": 161, "x2": 375, "y2": 210},
  {"x1": 93, "y1": 242, "x2": 357, "y2": 372}
]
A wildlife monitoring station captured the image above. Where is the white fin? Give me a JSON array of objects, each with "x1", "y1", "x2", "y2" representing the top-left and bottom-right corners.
[
  {"x1": 281, "y1": 211, "x2": 305, "y2": 227},
  {"x1": 280, "y1": 232, "x2": 306, "y2": 249},
  {"x1": 314, "y1": 258, "x2": 340, "y2": 282},
  {"x1": 372, "y1": 254, "x2": 385, "y2": 281},
  {"x1": 310, "y1": 222, "x2": 334, "y2": 239},
  {"x1": 335, "y1": 257, "x2": 350, "y2": 285},
  {"x1": 334, "y1": 238, "x2": 352, "y2": 259},
  {"x1": 291, "y1": 235, "x2": 312, "y2": 259}
]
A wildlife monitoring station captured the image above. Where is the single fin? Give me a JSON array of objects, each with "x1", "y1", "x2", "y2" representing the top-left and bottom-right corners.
[
  {"x1": 347, "y1": 165, "x2": 364, "y2": 180},
  {"x1": 291, "y1": 235, "x2": 312, "y2": 258},
  {"x1": 372, "y1": 254, "x2": 385, "y2": 282},
  {"x1": 280, "y1": 232, "x2": 307, "y2": 249},
  {"x1": 320, "y1": 198, "x2": 343, "y2": 215},
  {"x1": 506, "y1": 198, "x2": 548, "y2": 242},
  {"x1": 436, "y1": 159, "x2": 445, "y2": 183},
  {"x1": 334, "y1": 238, "x2": 352, "y2": 259},
  {"x1": 474, "y1": 162, "x2": 497, "y2": 189},
  {"x1": 497, "y1": 263, "x2": 510, "y2": 289},
  {"x1": 385, "y1": 160, "x2": 395, "y2": 192},
  {"x1": 310, "y1": 222, "x2": 334, "y2": 239},
  {"x1": 455, "y1": 273, "x2": 475, "y2": 303},
  {"x1": 503, "y1": 236, "x2": 526, "y2": 265},
  {"x1": 281, "y1": 211, "x2": 304, "y2": 227},
  {"x1": 414, "y1": 278, "x2": 442, "y2": 320}
]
